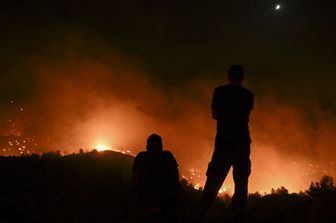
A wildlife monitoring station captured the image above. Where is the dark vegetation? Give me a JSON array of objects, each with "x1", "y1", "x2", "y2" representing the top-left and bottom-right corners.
[{"x1": 0, "y1": 151, "x2": 335, "y2": 223}]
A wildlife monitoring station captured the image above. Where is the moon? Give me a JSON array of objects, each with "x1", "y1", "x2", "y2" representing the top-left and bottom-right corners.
[{"x1": 275, "y1": 4, "x2": 281, "y2": 10}]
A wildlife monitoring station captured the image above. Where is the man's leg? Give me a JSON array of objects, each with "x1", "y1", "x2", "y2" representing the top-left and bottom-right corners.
[
  {"x1": 161, "y1": 206, "x2": 178, "y2": 223},
  {"x1": 198, "y1": 160, "x2": 231, "y2": 213},
  {"x1": 232, "y1": 151, "x2": 251, "y2": 221}
]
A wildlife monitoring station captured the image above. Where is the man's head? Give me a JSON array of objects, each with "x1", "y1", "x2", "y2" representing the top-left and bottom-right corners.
[
  {"x1": 228, "y1": 65, "x2": 244, "y2": 84},
  {"x1": 146, "y1": 134, "x2": 163, "y2": 152}
]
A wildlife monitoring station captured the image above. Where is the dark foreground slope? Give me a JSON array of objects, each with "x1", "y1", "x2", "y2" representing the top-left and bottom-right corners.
[
  {"x1": 0, "y1": 151, "x2": 134, "y2": 223},
  {"x1": 0, "y1": 151, "x2": 335, "y2": 223}
]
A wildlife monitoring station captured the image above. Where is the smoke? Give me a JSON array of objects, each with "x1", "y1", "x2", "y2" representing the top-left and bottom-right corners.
[
  {"x1": 1, "y1": 33, "x2": 335, "y2": 193},
  {"x1": 249, "y1": 93, "x2": 336, "y2": 192}
]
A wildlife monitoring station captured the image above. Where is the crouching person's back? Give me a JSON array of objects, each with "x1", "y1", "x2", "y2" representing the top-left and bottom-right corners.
[{"x1": 132, "y1": 134, "x2": 180, "y2": 223}]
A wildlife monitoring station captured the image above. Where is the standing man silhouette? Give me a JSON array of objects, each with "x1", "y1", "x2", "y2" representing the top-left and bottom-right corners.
[{"x1": 198, "y1": 65, "x2": 254, "y2": 222}]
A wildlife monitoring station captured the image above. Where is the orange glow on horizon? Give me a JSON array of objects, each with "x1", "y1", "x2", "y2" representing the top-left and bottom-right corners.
[{"x1": 95, "y1": 143, "x2": 110, "y2": 151}]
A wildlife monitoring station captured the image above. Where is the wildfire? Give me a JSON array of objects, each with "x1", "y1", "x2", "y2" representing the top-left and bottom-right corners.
[
  {"x1": 92, "y1": 141, "x2": 134, "y2": 156},
  {"x1": 95, "y1": 143, "x2": 111, "y2": 152}
]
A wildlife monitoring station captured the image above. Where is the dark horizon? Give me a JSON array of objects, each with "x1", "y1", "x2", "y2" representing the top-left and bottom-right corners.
[{"x1": 1, "y1": 150, "x2": 335, "y2": 223}]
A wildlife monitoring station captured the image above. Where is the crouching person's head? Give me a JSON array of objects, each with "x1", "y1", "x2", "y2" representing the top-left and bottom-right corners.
[{"x1": 146, "y1": 134, "x2": 163, "y2": 152}]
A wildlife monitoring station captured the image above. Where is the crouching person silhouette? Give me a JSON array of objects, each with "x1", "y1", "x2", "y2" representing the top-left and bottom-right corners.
[{"x1": 132, "y1": 134, "x2": 180, "y2": 223}]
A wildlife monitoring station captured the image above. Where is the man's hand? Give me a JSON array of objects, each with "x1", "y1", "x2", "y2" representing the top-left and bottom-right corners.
[{"x1": 212, "y1": 108, "x2": 219, "y2": 120}]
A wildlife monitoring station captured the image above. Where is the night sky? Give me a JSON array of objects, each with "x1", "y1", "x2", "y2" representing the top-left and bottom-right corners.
[{"x1": 1, "y1": 0, "x2": 336, "y2": 192}]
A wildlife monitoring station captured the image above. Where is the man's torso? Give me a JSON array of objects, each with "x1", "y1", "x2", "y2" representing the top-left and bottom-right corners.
[{"x1": 212, "y1": 84, "x2": 254, "y2": 146}]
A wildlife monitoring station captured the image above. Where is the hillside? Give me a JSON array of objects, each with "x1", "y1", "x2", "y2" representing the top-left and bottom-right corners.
[
  {"x1": 0, "y1": 151, "x2": 335, "y2": 223},
  {"x1": 0, "y1": 151, "x2": 135, "y2": 223}
]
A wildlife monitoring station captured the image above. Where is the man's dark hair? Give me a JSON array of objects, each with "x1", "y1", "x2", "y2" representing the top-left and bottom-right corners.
[
  {"x1": 146, "y1": 134, "x2": 163, "y2": 152},
  {"x1": 228, "y1": 65, "x2": 244, "y2": 82}
]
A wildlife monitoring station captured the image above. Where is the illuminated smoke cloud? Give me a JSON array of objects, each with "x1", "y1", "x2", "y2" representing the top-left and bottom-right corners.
[{"x1": 0, "y1": 33, "x2": 335, "y2": 193}]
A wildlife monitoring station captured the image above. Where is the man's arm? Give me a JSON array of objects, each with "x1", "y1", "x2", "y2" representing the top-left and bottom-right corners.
[
  {"x1": 247, "y1": 93, "x2": 254, "y2": 112},
  {"x1": 250, "y1": 94, "x2": 254, "y2": 111},
  {"x1": 212, "y1": 108, "x2": 220, "y2": 120},
  {"x1": 165, "y1": 151, "x2": 181, "y2": 206},
  {"x1": 211, "y1": 87, "x2": 220, "y2": 120},
  {"x1": 165, "y1": 151, "x2": 179, "y2": 183},
  {"x1": 132, "y1": 154, "x2": 142, "y2": 185}
]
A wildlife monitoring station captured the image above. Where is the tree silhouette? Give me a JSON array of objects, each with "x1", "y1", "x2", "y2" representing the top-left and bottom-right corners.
[
  {"x1": 271, "y1": 186, "x2": 289, "y2": 195},
  {"x1": 307, "y1": 175, "x2": 335, "y2": 198},
  {"x1": 306, "y1": 175, "x2": 336, "y2": 223}
]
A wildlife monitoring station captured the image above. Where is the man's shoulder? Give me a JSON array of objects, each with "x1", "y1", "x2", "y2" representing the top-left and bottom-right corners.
[
  {"x1": 135, "y1": 150, "x2": 174, "y2": 159},
  {"x1": 213, "y1": 85, "x2": 230, "y2": 96},
  {"x1": 162, "y1": 150, "x2": 174, "y2": 157},
  {"x1": 161, "y1": 150, "x2": 174, "y2": 159},
  {"x1": 162, "y1": 150, "x2": 178, "y2": 166},
  {"x1": 135, "y1": 151, "x2": 147, "y2": 160},
  {"x1": 214, "y1": 85, "x2": 229, "y2": 91},
  {"x1": 215, "y1": 84, "x2": 253, "y2": 95},
  {"x1": 241, "y1": 86, "x2": 254, "y2": 97},
  {"x1": 133, "y1": 151, "x2": 148, "y2": 170}
]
